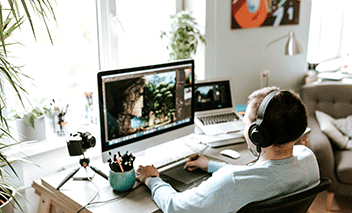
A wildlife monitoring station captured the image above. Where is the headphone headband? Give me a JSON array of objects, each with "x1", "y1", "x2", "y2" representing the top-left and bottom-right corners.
[
  {"x1": 248, "y1": 90, "x2": 280, "y2": 150},
  {"x1": 256, "y1": 90, "x2": 280, "y2": 123}
]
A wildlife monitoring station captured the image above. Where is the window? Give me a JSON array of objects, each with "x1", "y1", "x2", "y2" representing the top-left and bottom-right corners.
[
  {"x1": 8, "y1": 0, "x2": 205, "y2": 129},
  {"x1": 96, "y1": 0, "x2": 177, "y2": 70},
  {"x1": 307, "y1": 0, "x2": 352, "y2": 64},
  {"x1": 9, "y1": 0, "x2": 99, "y2": 126},
  {"x1": 96, "y1": 0, "x2": 206, "y2": 79}
]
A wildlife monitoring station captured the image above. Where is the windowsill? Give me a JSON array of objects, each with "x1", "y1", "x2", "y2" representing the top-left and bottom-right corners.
[
  {"x1": 3, "y1": 122, "x2": 102, "y2": 160},
  {"x1": 3, "y1": 133, "x2": 68, "y2": 159}
]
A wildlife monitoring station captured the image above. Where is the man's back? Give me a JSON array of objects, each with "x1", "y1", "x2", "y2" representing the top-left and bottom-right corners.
[{"x1": 147, "y1": 145, "x2": 319, "y2": 213}]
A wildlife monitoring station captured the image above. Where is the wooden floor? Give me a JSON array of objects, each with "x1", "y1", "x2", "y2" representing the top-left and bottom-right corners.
[{"x1": 309, "y1": 191, "x2": 352, "y2": 213}]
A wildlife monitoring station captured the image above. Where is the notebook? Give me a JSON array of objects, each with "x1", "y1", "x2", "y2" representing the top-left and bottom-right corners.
[{"x1": 194, "y1": 78, "x2": 245, "y2": 136}]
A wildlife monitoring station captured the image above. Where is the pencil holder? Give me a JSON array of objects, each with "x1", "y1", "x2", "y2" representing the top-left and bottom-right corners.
[{"x1": 109, "y1": 169, "x2": 135, "y2": 192}]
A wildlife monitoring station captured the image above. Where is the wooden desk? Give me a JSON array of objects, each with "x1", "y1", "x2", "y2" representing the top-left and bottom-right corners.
[{"x1": 32, "y1": 142, "x2": 255, "y2": 213}]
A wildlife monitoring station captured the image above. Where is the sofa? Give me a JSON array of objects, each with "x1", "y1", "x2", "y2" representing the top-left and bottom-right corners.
[{"x1": 301, "y1": 82, "x2": 352, "y2": 211}]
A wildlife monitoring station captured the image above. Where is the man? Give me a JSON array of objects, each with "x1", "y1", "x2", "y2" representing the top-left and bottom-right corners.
[{"x1": 136, "y1": 87, "x2": 320, "y2": 213}]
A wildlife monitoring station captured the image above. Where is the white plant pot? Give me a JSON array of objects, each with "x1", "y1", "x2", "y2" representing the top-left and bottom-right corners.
[{"x1": 16, "y1": 115, "x2": 46, "y2": 142}]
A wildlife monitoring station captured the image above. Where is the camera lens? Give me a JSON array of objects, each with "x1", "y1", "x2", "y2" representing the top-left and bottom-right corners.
[
  {"x1": 86, "y1": 134, "x2": 96, "y2": 148},
  {"x1": 81, "y1": 132, "x2": 96, "y2": 149}
]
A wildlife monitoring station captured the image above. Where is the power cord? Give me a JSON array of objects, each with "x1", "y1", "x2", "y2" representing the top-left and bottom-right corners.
[
  {"x1": 76, "y1": 168, "x2": 141, "y2": 213},
  {"x1": 76, "y1": 167, "x2": 100, "y2": 213}
]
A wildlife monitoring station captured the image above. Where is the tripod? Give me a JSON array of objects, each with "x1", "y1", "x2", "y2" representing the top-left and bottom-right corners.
[{"x1": 56, "y1": 157, "x2": 108, "y2": 190}]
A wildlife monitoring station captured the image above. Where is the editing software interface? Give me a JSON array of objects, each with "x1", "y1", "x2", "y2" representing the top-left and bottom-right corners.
[
  {"x1": 98, "y1": 61, "x2": 194, "y2": 152},
  {"x1": 194, "y1": 81, "x2": 232, "y2": 112}
]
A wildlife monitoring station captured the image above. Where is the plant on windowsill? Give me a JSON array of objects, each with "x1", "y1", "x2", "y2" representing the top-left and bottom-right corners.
[
  {"x1": 8, "y1": 100, "x2": 51, "y2": 142},
  {"x1": 0, "y1": 1, "x2": 56, "y2": 212},
  {"x1": 160, "y1": 10, "x2": 206, "y2": 60}
]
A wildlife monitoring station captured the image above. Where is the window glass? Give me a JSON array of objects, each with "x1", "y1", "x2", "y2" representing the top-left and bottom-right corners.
[
  {"x1": 307, "y1": 0, "x2": 352, "y2": 63},
  {"x1": 8, "y1": 1, "x2": 202, "y2": 130},
  {"x1": 9, "y1": 0, "x2": 99, "y2": 126},
  {"x1": 113, "y1": 0, "x2": 177, "y2": 68}
]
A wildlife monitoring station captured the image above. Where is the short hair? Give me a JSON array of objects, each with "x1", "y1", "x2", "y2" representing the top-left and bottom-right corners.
[{"x1": 247, "y1": 86, "x2": 308, "y2": 146}]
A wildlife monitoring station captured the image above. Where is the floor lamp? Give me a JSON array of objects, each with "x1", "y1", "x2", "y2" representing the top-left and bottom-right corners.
[{"x1": 261, "y1": 30, "x2": 304, "y2": 88}]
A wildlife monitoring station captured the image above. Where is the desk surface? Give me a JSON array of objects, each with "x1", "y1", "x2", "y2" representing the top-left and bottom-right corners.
[{"x1": 32, "y1": 141, "x2": 256, "y2": 213}]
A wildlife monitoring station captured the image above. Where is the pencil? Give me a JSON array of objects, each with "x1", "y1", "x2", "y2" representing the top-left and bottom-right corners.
[{"x1": 116, "y1": 158, "x2": 124, "y2": 172}]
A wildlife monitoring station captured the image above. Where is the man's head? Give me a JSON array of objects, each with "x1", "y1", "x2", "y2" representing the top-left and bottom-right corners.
[{"x1": 243, "y1": 87, "x2": 308, "y2": 154}]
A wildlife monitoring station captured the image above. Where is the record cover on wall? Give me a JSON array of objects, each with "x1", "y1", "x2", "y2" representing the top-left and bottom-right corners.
[{"x1": 231, "y1": 0, "x2": 300, "y2": 29}]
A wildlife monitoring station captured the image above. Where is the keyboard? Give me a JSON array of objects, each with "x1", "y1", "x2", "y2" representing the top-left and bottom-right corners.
[
  {"x1": 143, "y1": 138, "x2": 194, "y2": 169},
  {"x1": 198, "y1": 112, "x2": 239, "y2": 126}
]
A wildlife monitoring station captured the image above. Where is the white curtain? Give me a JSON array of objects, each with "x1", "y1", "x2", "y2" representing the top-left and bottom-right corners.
[{"x1": 307, "y1": 0, "x2": 352, "y2": 64}]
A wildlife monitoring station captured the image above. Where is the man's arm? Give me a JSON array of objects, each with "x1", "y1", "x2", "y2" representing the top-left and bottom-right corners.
[{"x1": 138, "y1": 163, "x2": 238, "y2": 213}]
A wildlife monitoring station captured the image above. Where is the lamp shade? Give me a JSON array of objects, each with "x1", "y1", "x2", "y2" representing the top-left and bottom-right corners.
[{"x1": 285, "y1": 31, "x2": 303, "y2": 56}]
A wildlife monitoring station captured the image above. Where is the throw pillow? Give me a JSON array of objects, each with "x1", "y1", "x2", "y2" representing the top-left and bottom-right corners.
[
  {"x1": 315, "y1": 110, "x2": 351, "y2": 149},
  {"x1": 332, "y1": 115, "x2": 352, "y2": 138},
  {"x1": 332, "y1": 115, "x2": 352, "y2": 149}
]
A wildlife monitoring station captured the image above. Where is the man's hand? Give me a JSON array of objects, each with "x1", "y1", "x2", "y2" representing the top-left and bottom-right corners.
[
  {"x1": 136, "y1": 165, "x2": 160, "y2": 184},
  {"x1": 184, "y1": 154, "x2": 209, "y2": 171}
]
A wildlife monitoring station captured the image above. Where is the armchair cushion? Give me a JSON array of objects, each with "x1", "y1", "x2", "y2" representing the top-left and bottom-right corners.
[{"x1": 315, "y1": 110, "x2": 352, "y2": 149}]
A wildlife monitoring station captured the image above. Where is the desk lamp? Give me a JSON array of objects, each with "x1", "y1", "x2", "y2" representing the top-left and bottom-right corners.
[
  {"x1": 261, "y1": 30, "x2": 304, "y2": 87},
  {"x1": 263, "y1": 30, "x2": 303, "y2": 56}
]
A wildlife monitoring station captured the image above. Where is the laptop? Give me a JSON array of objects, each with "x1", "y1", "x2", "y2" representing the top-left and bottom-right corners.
[{"x1": 194, "y1": 78, "x2": 245, "y2": 136}]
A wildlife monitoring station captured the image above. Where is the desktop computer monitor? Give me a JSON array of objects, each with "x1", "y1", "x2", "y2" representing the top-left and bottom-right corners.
[{"x1": 97, "y1": 60, "x2": 195, "y2": 162}]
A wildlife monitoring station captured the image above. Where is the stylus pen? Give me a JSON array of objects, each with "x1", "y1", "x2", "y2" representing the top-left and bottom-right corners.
[
  {"x1": 184, "y1": 144, "x2": 209, "y2": 169},
  {"x1": 191, "y1": 146, "x2": 208, "y2": 161}
]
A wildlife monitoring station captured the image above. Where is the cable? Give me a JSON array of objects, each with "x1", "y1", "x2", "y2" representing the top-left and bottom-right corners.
[
  {"x1": 76, "y1": 183, "x2": 142, "y2": 212},
  {"x1": 247, "y1": 147, "x2": 261, "y2": 166},
  {"x1": 76, "y1": 167, "x2": 100, "y2": 213}
]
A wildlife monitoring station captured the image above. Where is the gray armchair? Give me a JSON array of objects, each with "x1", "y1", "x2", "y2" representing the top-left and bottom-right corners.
[{"x1": 301, "y1": 82, "x2": 352, "y2": 211}]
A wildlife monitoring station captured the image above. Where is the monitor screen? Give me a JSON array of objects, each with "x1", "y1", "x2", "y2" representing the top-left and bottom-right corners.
[
  {"x1": 97, "y1": 60, "x2": 195, "y2": 162},
  {"x1": 194, "y1": 80, "x2": 233, "y2": 112}
]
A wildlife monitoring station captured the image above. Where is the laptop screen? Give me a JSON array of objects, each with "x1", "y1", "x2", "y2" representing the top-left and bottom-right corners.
[{"x1": 194, "y1": 80, "x2": 233, "y2": 112}]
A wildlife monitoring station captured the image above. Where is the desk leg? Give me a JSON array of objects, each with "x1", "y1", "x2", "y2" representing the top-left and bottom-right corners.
[{"x1": 37, "y1": 194, "x2": 56, "y2": 213}]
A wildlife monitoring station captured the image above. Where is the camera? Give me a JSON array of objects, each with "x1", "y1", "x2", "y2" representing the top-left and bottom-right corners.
[{"x1": 67, "y1": 132, "x2": 96, "y2": 156}]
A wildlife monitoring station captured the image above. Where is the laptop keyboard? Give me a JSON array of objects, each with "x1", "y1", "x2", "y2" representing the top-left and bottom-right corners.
[{"x1": 198, "y1": 112, "x2": 239, "y2": 125}]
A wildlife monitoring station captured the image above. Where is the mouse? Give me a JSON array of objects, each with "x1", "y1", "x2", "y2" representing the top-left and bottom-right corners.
[{"x1": 220, "y1": 149, "x2": 241, "y2": 159}]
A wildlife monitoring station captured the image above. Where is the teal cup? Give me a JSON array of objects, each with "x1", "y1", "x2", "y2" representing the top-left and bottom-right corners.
[{"x1": 109, "y1": 169, "x2": 136, "y2": 192}]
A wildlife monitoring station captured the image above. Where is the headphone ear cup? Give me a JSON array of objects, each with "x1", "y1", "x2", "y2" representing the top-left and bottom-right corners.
[{"x1": 248, "y1": 122, "x2": 271, "y2": 147}]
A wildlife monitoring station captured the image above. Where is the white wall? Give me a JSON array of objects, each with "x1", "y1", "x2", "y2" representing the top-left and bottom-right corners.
[{"x1": 205, "y1": 1, "x2": 312, "y2": 104}]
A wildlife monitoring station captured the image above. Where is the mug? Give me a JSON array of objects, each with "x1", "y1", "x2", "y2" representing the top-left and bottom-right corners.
[{"x1": 109, "y1": 169, "x2": 135, "y2": 191}]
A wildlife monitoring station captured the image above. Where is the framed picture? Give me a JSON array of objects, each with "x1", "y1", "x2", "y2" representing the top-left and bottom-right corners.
[{"x1": 231, "y1": 0, "x2": 300, "y2": 29}]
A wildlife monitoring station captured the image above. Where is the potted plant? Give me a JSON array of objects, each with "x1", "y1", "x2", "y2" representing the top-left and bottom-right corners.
[
  {"x1": 9, "y1": 100, "x2": 51, "y2": 142},
  {"x1": 161, "y1": 10, "x2": 206, "y2": 60},
  {"x1": 0, "y1": 1, "x2": 56, "y2": 212}
]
